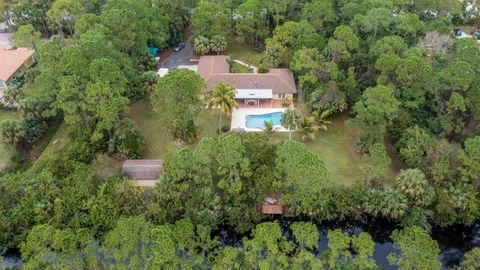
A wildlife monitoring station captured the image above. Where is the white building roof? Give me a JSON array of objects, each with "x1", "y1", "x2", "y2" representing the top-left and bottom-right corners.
[
  {"x1": 235, "y1": 89, "x2": 272, "y2": 99},
  {"x1": 156, "y1": 68, "x2": 169, "y2": 77}
]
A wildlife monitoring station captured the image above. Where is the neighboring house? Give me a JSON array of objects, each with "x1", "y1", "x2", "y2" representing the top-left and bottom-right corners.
[
  {"x1": 197, "y1": 55, "x2": 296, "y2": 108},
  {"x1": 0, "y1": 45, "x2": 34, "y2": 98}
]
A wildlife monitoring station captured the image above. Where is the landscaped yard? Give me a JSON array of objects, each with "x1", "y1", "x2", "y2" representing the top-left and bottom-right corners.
[
  {"x1": 129, "y1": 98, "x2": 401, "y2": 186},
  {"x1": 270, "y1": 112, "x2": 402, "y2": 186},
  {"x1": 128, "y1": 100, "x2": 222, "y2": 159},
  {"x1": 230, "y1": 62, "x2": 253, "y2": 73},
  {"x1": 224, "y1": 36, "x2": 264, "y2": 66},
  {"x1": 0, "y1": 110, "x2": 21, "y2": 169}
]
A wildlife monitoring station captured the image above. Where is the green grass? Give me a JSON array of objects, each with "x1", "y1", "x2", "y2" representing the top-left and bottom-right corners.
[
  {"x1": 224, "y1": 36, "x2": 264, "y2": 66},
  {"x1": 453, "y1": 25, "x2": 475, "y2": 34},
  {"x1": 128, "y1": 100, "x2": 222, "y2": 159},
  {"x1": 270, "y1": 112, "x2": 402, "y2": 186},
  {"x1": 30, "y1": 122, "x2": 70, "y2": 171},
  {"x1": 230, "y1": 62, "x2": 253, "y2": 73},
  {"x1": 0, "y1": 110, "x2": 22, "y2": 169},
  {"x1": 129, "y1": 100, "x2": 402, "y2": 186}
]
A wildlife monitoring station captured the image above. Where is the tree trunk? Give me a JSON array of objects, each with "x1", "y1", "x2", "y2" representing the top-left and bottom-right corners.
[{"x1": 288, "y1": 129, "x2": 292, "y2": 140}]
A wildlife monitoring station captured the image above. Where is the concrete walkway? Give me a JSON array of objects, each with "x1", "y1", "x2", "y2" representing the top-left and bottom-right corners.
[{"x1": 233, "y1": 59, "x2": 258, "y2": 73}]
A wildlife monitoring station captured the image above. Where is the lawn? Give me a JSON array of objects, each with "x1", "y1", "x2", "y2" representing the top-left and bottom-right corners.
[
  {"x1": 0, "y1": 110, "x2": 21, "y2": 169},
  {"x1": 224, "y1": 36, "x2": 264, "y2": 66},
  {"x1": 128, "y1": 99, "x2": 402, "y2": 186},
  {"x1": 270, "y1": 112, "x2": 402, "y2": 186},
  {"x1": 230, "y1": 62, "x2": 253, "y2": 73},
  {"x1": 128, "y1": 100, "x2": 222, "y2": 159},
  {"x1": 30, "y1": 121, "x2": 69, "y2": 171}
]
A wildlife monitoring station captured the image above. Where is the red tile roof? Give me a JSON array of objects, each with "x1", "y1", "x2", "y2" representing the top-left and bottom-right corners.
[
  {"x1": 0, "y1": 45, "x2": 34, "y2": 81},
  {"x1": 197, "y1": 55, "x2": 297, "y2": 95}
]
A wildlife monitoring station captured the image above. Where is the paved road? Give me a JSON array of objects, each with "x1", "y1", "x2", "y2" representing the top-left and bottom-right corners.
[{"x1": 161, "y1": 42, "x2": 193, "y2": 70}]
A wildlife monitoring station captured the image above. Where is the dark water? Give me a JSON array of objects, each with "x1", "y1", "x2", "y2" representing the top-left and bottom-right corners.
[
  {"x1": 218, "y1": 218, "x2": 480, "y2": 270},
  {"x1": 4, "y1": 219, "x2": 480, "y2": 269}
]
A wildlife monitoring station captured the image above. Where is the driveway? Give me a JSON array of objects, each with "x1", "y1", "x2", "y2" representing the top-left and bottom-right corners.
[
  {"x1": 161, "y1": 42, "x2": 193, "y2": 70},
  {"x1": 0, "y1": 33, "x2": 14, "y2": 46}
]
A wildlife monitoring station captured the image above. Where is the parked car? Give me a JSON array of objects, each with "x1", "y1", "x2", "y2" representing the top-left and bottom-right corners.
[
  {"x1": 475, "y1": 31, "x2": 480, "y2": 39},
  {"x1": 173, "y1": 42, "x2": 185, "y2": 52}
]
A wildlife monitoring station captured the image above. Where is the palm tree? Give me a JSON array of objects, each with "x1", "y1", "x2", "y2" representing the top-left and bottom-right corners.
[
  {"x1": 263, "y1": 120, "x2": 274, "y2": 138},
  {"x1": 210, "y1": 35, "x2": 227, "y2": 55},
  {"x1": 397, "y1": 169, "x2": 434, "y2": 207},
  {"x1": 298, "y1": 117, "x2": 316, "y2": 141},
  {"x1": 207, "y1": 81, "x2": 239, "y2": 134},
  {"x1": 380, "y1": 188, "x2": 409, "y2": 220},
  {"x1": 281, "y1": 108, "x2": 300, "y2": 140},
  {"x1": 311, "y1": 109, "x2": 332, "y2": 131},
  {"x1": 193, "y1": 35, "x2": 211, "y2": 55}
]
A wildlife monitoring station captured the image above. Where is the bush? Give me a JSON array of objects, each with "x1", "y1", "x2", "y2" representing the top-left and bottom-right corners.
[
  {"x1": 135, "y1": 53, "x2": 159, "y2": 74},
  {"x1": 0, "y1": 118, "x2": 46, "y2": 151},
  {"x1": 258, "y1": 63, "x2": 269, "y2": 73},
  {"x1": 281, "y1": 97, "x2": 291, "y2": 107},
  {"x1": 22, "y1": 118, "x2": 47, "y2": 145},
  {"x1": 108, "y1": 119, "x2": 145, "y2": 159},
  {"x1": 221, "y1": 125, "x2": 230, "y2": 133},
  {"x1": 193, "y1": 35, "x2": 227, "y2": 55},
  {"x1": 0, "y1": 120, "x2": 25, "y2": 149}
]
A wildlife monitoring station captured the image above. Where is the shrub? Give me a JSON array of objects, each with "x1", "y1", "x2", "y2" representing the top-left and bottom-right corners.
[
  {"x1": 281, "y1": 97, "x2": 291, "y2": 107},
  {"x1": 257, "y1": 63, "x2": 269, "y2": 73},
  {"x1": 108, "y1": 119, "x2": 145, "y2": 159},
  {"x1": 194, "y1": 35, "x2": 227, "y2": 55}
]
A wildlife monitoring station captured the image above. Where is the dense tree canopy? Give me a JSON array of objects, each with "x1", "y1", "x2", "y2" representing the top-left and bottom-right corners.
[{"x1": 2, "y1": 0, "x2": 480, "y2": 268}]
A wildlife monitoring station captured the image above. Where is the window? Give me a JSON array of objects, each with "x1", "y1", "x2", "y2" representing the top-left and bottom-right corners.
[{"x1": 278, "y1": 93, "x2": 286, "y2": 99}]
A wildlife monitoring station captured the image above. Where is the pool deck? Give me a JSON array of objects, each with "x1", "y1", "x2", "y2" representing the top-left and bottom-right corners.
[{"x1": 231, "y1": 107, "x2": 288, "y2": 132}]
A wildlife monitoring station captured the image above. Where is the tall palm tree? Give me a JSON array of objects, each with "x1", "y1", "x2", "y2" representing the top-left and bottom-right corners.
[
  {"x1": 207, "y1": 81, "x2": 239, "y2": 134},
  {"x1": 281, "y1": 108, "x2": 300, "y2": 140},
  {"x1": 298, "y1": 117, "x2": 316, "y2": 141}
]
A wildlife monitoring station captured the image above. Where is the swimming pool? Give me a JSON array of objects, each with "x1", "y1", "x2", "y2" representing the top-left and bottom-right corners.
[{"x1": 245, "y1": 111, "x2": 283, "y2": 129}]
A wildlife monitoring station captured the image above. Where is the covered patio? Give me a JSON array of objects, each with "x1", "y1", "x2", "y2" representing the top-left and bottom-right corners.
[{"x1": 235, "y1": 89, "x2": 273, "y2": 107}]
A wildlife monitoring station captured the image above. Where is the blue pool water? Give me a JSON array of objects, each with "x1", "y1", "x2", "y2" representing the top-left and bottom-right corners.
[{"x1": 245, "y1": 112, "x2": 283, "y2": 129}]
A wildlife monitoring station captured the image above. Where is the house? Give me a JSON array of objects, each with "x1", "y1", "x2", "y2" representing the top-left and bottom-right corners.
[
  {"x1": 197, "y1": 55, "x2": 296, "y2": 108},
  {"x1": 0, "y1": 45, "x2": 34, "y2": 97},
  {"x1": 122, "y1": 159, "x2": 163, "y2": 187}
]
